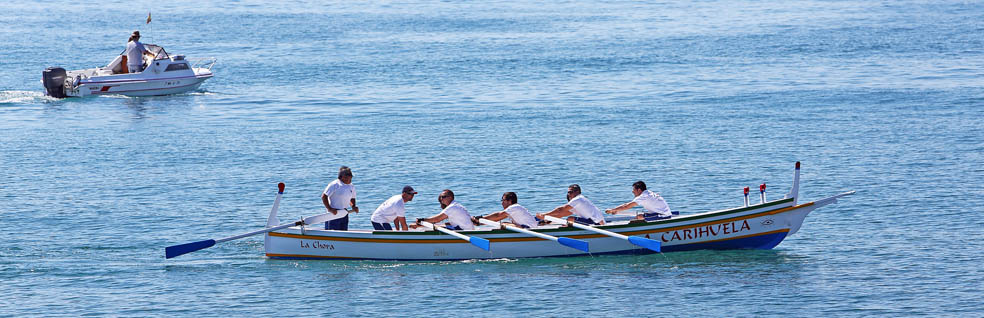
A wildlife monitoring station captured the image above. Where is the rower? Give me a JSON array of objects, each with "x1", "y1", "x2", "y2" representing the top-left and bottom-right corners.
[
  {"x1": 369, "y1": 186, "x2": 416, "y2": 231},
  {"x1": 477, "y1": 192, "x2": 538, "y2": 229},
  {"x1": 605, "y1": 181, "x2": 672, "y2": 221},
  {"x1": 321, "y1": 166, "x2": 358, "y2": 230},
  {"x1": 536, "y1": 184, "x2": 605, "y2": 225},
  {"x1": 415, "y1": 189, "x2": 476, "y2": 230}
]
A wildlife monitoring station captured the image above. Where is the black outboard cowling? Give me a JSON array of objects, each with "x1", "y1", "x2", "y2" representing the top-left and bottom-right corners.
[{"x1": 42, "y1": 67, "x2": 67, "y2": 98}]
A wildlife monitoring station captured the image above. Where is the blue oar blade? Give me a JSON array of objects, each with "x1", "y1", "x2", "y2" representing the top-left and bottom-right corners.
[
  {"x1": 469, "y1": 237, "x2": 491, "y2": 251},
  {"x1": 165, "y1": 239, "x2": 216, "y2": 259},
  {"x1": 627, "y1": 236, "x2": 661, "y2": 253},
  {"x1": 557, "y1": 237, "x2": 590, "y2": 252}
]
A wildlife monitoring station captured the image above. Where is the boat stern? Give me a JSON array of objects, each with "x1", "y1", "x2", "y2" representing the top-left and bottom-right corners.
[{"x1": 41, "y1": 67, "x2": 71, "y2": 98}]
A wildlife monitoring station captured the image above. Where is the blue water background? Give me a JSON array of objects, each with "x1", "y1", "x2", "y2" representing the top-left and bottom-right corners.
[{"x1": 2, "y1": 0, "x2": 983, "y2": 316}]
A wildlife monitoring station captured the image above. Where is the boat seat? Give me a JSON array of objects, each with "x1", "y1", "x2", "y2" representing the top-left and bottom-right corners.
[{"x1": 118, "y1": 56, "x2": 128, "y2": 74}]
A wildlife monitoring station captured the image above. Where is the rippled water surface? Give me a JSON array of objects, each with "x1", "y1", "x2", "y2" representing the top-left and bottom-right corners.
[{"x1": 2, "y1": 0, "x2": 983, "y2": 316}]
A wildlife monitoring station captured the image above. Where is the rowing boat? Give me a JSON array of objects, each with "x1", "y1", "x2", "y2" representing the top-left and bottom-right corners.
[{"x1": 260, "y1": 162, "x2": 853, "y2": 260}]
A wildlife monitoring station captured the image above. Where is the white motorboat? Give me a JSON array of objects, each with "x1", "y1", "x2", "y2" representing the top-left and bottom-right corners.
[{"x1": 42, "y1": 44, "x2": 214, "y2": 98}]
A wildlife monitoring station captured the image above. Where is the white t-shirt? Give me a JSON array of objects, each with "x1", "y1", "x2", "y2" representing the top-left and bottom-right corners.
[
  {"x1": 568, "y1": 195, "x2": 604, "y2": 223},
  {"x1": 504, "y1": 204, "x2": 537, "y2": 228},
  {"x1": 442, "y1": 201, "x2": 474, "y2": 230},
  {"x1": 370, "y1": 194, "x2": 406, "y2": 223},
  {"x1": 125, "y1": 41, "x2": 147, "y2": 66},
  {"x1": 322, "y1": 179, "x2": 356, "y2": 218},
  {"x1": 632, "y1": 190, "x2": 671, "y2": 217}
]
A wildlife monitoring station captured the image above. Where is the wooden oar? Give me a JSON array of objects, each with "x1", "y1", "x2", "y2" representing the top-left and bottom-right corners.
[
  {"x1": 478, "y1": 218, "x2": 588, "y2": 252},
  {"x1": 418, "y1": 220, "x2": 490, "y2": 251},
  {"x1": 543, "y1": 215, "x2": 661, "y2": 252},
  {"x1": 302, "y1": 208, "x2": 354, "y2": 226},
  {"x1": 167, "y1": 217, "x2": 304, "y2": 259},
  {"x1": 167, "y1": 183, "x2": 320, "y2": 259}
]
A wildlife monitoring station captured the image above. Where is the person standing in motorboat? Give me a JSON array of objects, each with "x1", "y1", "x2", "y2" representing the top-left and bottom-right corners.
[
  {"x1": 605, "y1": 181, "x2": 672, "y2": 221},
  {"x1": 477, "y1": 192, "x2": 538, "y2": 229},
  {"x1": 536, "y1": 184, "x2": 606, "y2": 225},
  {"x1": 321, "y1": 166, "x2": 358, "y2": 230},
  {"x1": 369, "y1": 185, "x2": 417, "y2": 231},
  {"x1": 125, "y1": 31, "x2": 152, "y2": 73}
]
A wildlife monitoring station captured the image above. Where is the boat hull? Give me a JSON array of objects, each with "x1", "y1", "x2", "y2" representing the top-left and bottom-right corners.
[
  {"x1": 70, "y1": 74, "x2": 211, "y2": 97},
  {"x1": 264, "y1": 197, "x2": 821, "y2": 260}
]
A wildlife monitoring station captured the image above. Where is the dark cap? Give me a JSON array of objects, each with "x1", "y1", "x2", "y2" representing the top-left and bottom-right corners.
[
  {"x1": 131, "y1": 31, "x2": 141, "y2": 37},
  {"x1": 402, "y1": 186, "x2": 417, "y2": 194}
]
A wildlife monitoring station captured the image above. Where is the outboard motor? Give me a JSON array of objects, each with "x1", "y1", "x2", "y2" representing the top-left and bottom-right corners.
[{"x1": 42, "y1": 67, "x2": 67, "y2": 98}]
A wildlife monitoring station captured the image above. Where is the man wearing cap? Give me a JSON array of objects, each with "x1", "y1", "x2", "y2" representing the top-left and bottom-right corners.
[
  {"x1": 415, "y1": 189, "x2": 476, "y2": 230},
  {"x1": 605, "y1": 181, "x2": 672, "y2": 221},
  {"x1": 536, "y1": 184, "x2": 606, "y2": 225},
  {"x1": 321, "y1": 166, "x2": 358, "y2": 231},
  {"x1": 124, "y1": 31, "x2": 152, "y2": 73},
  {"x1": 479, "y1": 192, "x2": 538, "y2": 229},
  {"x1": 369, "y1": 186, "x2": 417, "y2": 231}
]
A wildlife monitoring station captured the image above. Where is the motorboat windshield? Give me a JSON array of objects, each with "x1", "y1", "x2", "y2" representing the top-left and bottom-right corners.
[{"x1": 143, "y1": 44, "x2": 169, "y2": 60}]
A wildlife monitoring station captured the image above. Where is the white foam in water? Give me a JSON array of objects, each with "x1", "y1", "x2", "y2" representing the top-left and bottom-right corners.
[{"x1": 0, "y1": 90, "x2": 55, "y2": 104}]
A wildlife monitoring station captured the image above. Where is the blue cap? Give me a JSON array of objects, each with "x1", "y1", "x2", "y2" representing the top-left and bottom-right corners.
[{"x1": 402, "y1": 186, "x2": 417, "y2": 194}]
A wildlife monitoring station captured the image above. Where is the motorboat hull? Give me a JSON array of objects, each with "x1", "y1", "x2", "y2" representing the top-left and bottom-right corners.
[{"x1": 72, "y1": 74, "x2": 211, "y2": 97}]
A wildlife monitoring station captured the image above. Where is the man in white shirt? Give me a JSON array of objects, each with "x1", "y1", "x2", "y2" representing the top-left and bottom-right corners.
[
  {"x1": 536, "y1": 184, "x2": 605, "y2": 225},
  {"x1": 124, "y1": 31, "x2": 152, "y2": 73},
  {"x1": 605, "y1": 181, "x2": 672, "y2": 221},
  {"x1": 321, "y1": 166, "x2": 358, "y2": 230},
  {"x1": 415, "y1": 189, "x2": 476, "y2": 230},
  {"x1": 479, "y1": 192, "x2": 538, "y2": 229},
  {"x1": 369, "y1": 186, "x2": 417, "y2": 231}
]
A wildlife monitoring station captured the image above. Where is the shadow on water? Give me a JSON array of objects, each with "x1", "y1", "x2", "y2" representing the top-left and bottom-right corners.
[
  {"x1": 123, "y1": 97, "x2": 150, "y2": 119},
  {"x1": 195, "y1": 248, "x2": 814, "y2": 275}
]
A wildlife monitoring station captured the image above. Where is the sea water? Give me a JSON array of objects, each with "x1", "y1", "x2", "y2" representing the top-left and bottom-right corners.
[{"x1": 1, "y1": 0, "x2": 982, "y2": 316}]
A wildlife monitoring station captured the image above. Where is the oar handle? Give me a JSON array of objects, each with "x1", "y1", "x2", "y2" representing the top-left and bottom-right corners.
[
  {"x1": 480, "y1": 218, "x2": 589, "y2": 252},
  {"x1": 217, "y1": 219, "x2": 302, "y2": 243},
  {"x1": 479, "y1": 218, "x2": 557, "y2": 242},
  {"x1": 419, "y1": 221, "x2": 490, "y2": 251},
  {"x1": 420, "y1": 221, "x2": 468, "y2": 240},
  {"x1": 543, "y1": 215, "x2": 659, "y2": 253},
  {"x1": 543, "y1": 215, "x2": 629, "y2": 239}
]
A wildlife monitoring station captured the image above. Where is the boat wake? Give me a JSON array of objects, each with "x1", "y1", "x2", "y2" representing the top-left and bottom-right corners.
[{"x1": 0, "y1": 90, "x2": 58, "y2": 104}]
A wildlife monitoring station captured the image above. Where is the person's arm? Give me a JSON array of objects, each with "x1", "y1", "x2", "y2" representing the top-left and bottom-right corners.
[
  {"x1": 417, "y1": 213, "x2": 448, "y2": 225},
  {"x1": 606, "y1": 201, "x2": 638, "y2": 214},
  {"x1": 536, "y1": 204, "x2": 574, "y2": 220},
  {"x1": 349, "y1": 198, "x2": 359, "y2": 213},
  {"x1": 395, "y1": 217, "x2": 408, "y2": 231},
  {"x1": 141, "y1": 45, "x2": 153, "y2": 60},
  {"x1": 322, "y1": 193, "x2": 337, "y2": 215},
  {"x1": 483, "y1": 211, "x2": 508, "y2": 222}
]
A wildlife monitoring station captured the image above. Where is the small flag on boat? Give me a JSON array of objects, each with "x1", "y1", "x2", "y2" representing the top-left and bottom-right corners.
[{"x1": 146, "y1": 12, "x2": 152, "y2": 24}]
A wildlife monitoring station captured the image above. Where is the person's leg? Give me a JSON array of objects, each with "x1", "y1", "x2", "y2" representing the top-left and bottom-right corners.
[
  {"x1": 573, "y1": 217, "x2": 600, "y2": 225},
  {"x1": 326, "y1": 215, "x2": 349, "y2": 230},
  {"x1": 339, "y1": 214, "x2": 349, "y2": 231},
  {"x1": 372, "y1": 222, "x2": 393, "y2": 230},
  {"x1": 641, "y1": 213, "x2": 671, "y2": 221}
]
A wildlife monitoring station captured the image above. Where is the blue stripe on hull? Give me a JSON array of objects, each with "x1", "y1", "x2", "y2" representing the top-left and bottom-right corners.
[
  {"x1": 661, "y1": 231, "x2": 788, "y2": 253},
  {"x1": 267, "y1": 232, "x2": 790, "y2": 261}
]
